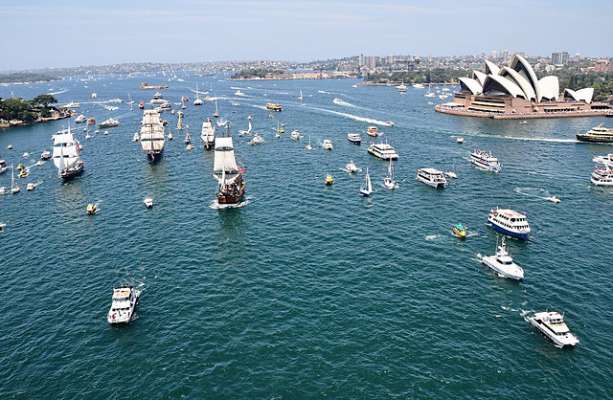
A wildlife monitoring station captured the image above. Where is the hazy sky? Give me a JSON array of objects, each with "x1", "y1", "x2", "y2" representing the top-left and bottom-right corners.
[{"x1": 1, "y1": 0, "x2": 611, "y2": 70}]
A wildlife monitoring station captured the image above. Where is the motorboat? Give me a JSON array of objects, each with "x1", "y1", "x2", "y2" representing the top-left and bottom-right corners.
[
  {"x1": 0, "y1": 160, "x2": 7, "y2": 174},
  {"x1": 591, "y1": 167, "x2": 613, "y2": 186},
  {"x1": 305, "y1": 136, "x2": 312, "y2": 151},
  {"x1": 265, "y1": 103, "x2": 282, "y2": 112},
  {"x1": 416, "y1": 168, "x2": 447, "y2": 189},
  {"x1": 167, "y1": 131, "x2": 173, "y2": 141},
  {"x1": 98, "y1": 118, "x2": 120, "y2": 129},
  {"x1": 234, "y1": 89, "x2": 245, "y2": 97},
  {"x1": 107, "y1": 286, "x2": 141, "y2": 325},
  {"x1": 545, "y1": 196, "x2": 561, "y2": 203},
  {"x1": 86, "y1": 203, "x2": 97, "y2": 215},
  {"x1": 592, "y1": 153, "x2": 613, "y2": 168},
  {"x1": 74, "y1": 114, "x2": 87, "y2": 124},
  {"x1": 325, "y1": 175, "x2": 334, "y2": 186},
  {"x1": 367, "y1": 126, "x2": 379, "y2": 137},
  {"x1": 7, "y1": 144, "x2": 13, "y2": 150},
  {"x1": 132, "y1": 132, "x2": 140, "y2": 142},
  {"x1": 144, "y1": 196, "x2": 154, "y2": 208},
  {"x1": 487, "y1": 208, "x2": 530, "y2": 240},
  {"x1": 480, "y1": 236, "x2": 524, "y2": 280},
  {"x1": 368, "y1": 142, "x2": 398, "y2": 160},
  {"x1": 359, "y1": 168, "x2": 373, "y2": 196},
  {"x1": 470, "y1": 149, "x2": 501, "y2": 173},
  {"x1": 26, "y1": 182, "x2": 35, "y2": 191},
  {"x1": 250, "y1": 133, "x2": 264, "y2": 145},
  {"x1": 275, "y1": 121, "x2": 285, "y2": 136},
  {"x1": 290, "y1": 130, "x2": 302, "y2": 141},
  {"x1": 451, "y1": 223, "x2": 467, "y2": 239},
  {"x1": 526, "y1": 311, "x2": 579, "y2": 348},
  {"x1": 576, "y1": 124, "x2": 613, "y2": 143},
  {"x1": 412, "y1": 83, "x2": 425, "y2": 89},
  {"x1": 456, "y1": 137, "x2": 464, "y2": 144},
  {"x1": 0, "y1": 222, "x2": 5, "y2": 232},
  {"x1": 40, "y1": 150, "x2": 52, "y2": 160},
  {"x1": 347, "y1": 133, "x2": 361, "y2": 145},
  {"x1": 344, "y1": 160, "x2": 359, "y2": 173},
  {"x1": 322, "y1": 139, "x2": 333, "y2": 150},
  {"x1": 383, "y1": 159, "x2": 398, "y2": 190}
]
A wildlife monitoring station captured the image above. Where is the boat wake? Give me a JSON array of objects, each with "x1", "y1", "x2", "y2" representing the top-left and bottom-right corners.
[
  {"x1": 514, "y1": 187, "x2": 554, "y2": 201},
  {"x1": 306, "y1": 106, "x2": 394, "y2": 127},
  {"x1": 209, "y1": 197, "x2": 252, "y2": 210},
  {"x1": 318, "y1": 90, "x2": 331, "y2": 94},
  {"x1": 47, "y1": 89, "x2": 68, "y2": 95},
  {"x1": 190, "y1": 88, "x2": 209, "y2": 95},
  {"x1": 448, "y1": 130, "x2": 577, "y2": 144},
  {"x1": 332, "y1": 98, "x2": 357, "y2": 108},
  {"x1": 425, "y1": 234, "x2": 439, "y2": 241}
]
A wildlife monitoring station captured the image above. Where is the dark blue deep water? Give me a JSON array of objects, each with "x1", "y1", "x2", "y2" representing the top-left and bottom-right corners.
[{"x1": 1, "y1": 75, "x2": 612, "y2": 399}]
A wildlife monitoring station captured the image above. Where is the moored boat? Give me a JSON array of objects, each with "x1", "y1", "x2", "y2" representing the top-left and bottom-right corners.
[
  {"x1": 347, "y1": 133, "x2": 361, "y2": 145},
  {"x1": 368, "y1": 142, "x2": 398, "y2": 160}
]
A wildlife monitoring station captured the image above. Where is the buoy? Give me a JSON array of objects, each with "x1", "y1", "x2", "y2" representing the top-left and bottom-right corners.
[{"x1": 325, "y1": 175, "x2": 334, "y2": 186}]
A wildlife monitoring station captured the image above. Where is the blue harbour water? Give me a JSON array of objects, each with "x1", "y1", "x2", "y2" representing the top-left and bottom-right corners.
[{"x1": 0, "y1": 75, "x2": 612, "y2": 399}]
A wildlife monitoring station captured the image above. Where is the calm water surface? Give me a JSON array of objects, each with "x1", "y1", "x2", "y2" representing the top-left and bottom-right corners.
[{"x1": 0, "y1": 75, "x2": 612, "y2": 399}]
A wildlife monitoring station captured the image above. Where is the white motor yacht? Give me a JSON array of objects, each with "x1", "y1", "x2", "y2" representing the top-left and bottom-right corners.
[
  {"x1": 344, "y1": 160, "x2": 359, "y2": 173},
  {"x1": 144, "y1": 196, "x2": 154, "y2": 208},
  {"x1": 526, "y1": 311, "x2": 579, "y2": 348},
  {"x1": 290, "y1": 130, "x2": 302, "y2": 141},
  {"x1": 592, "y1": 153, "x2": 613, "y2": 168},
  {"x1": 456, "y1": 137, "x2": 464, "y2": 144},
  {"x1": 368, "y1": 142, "x2": 398, "y2": 160},
  {"x1": 470, "y1": 149, "x2": 501, "y2": 173},
  {"x1": 591, "y1": 167, "x2": 613, "y2": 186},
  {"x1": 545, "y1": 195, "x2": 560, "y2": 203},
  {"x1": 0, "y1": 159, "x2": 8, "y2": 174},
  {"x1": 107, "y1": 286, "x2": 141, "y2": 325},
  {"x1": 322, "y1": 139, "x2": 333, "y2": 150},
  {"x1": 416, "y1": 168, "x2": 447, "y2": 189},
  {"x1": 250, "y1": 134, "x2": 265, "y2": 145},
  {"x1": 480, "y1": 236, "x2": 524, "y2": 280},
  {"x1": 40, "y1": 150, "x2": 52, "y2": 160}
]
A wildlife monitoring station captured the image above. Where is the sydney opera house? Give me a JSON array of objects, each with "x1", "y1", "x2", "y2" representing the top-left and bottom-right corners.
[{"x1": 435, "y1": 54, "x2": 611, "y2": 119}]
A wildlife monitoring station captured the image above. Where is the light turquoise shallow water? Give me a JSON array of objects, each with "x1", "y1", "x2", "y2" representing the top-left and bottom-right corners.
[{"x1": 0, "y1": 76, "x2": 612, "y2": 399}]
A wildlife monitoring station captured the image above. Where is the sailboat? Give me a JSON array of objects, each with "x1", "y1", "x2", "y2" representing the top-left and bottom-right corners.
[
  {"x1": 239, "y1": 115, "x2": 253, "y2": 136},
  {"x1": 275, "y1": 121, "x2": 285, "y2": 137},
  {"x1": 213, "y1": 123, "x2": 246, "y2": 207},
  {"x1": 305, "y1": 136, "x2": 312, "y2": 150},
  {"x1": 383, "y1": 159, "x2": 399, "y2": 190},
  {"x1": 360, "y1": 168, "x2": 373, "y2": 196},
  {"x1": 201, "y1": 118, "x2": 216, "y2": 150},
  {"x1": 10, "y1": 164, "x2": 20, "y2": 194},
  {"x1": 184, "y1": 124, "x2": 192, "y2": 144},
  {"x1": 213, "y1": 100, "x2": 220, "y2": 118},
  {"x1": 52, "y1": 124, "x2": 84, "y2": 180},
  {"x1": 139, "y1": 110, "x2": 165, "y2": 162},
  {"x1": 298, "y1": 90, "x2": 304, "y2": 102},
  {"x1": 193, "y1": 84, "x2": 203, "y2": 106}
]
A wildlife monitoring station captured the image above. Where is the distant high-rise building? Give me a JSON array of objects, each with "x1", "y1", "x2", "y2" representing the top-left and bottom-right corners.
[
  {"x1": 552, "y1": 51, "x2": 569, "y2": 65},
  {"x1": 365, "y1": 56, "x2": 377, "y2": 70},
  {"x1": 358, "y1": 54, "x2": 365, "y2": 67}
]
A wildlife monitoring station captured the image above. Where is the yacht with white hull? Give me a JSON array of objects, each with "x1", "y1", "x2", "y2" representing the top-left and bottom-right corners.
[
  {"x1": 470, "y1": 149, "x2": 501, "y2": 173},
  {"x1": 52, "y1": 125, "x2": 84, "y2": 180},
  {"x1": 526, "y1": 311, "x2": 579, "y2": 348},
  {"x1": 480, "y1": 236, "x2": 524, "y2": 280},
  {"x1": 107, "y1": 286, "x2": 141, "y2": 325},
  {"x1": 488, "y1": 208, "x2": 530, "y2": 240},
  {"x1": 591, "y1": 167, "x2": 613, "y2": 186},
  {"x1": 416, "y1": 168, "x2": 447, "y2": 189},
  {"x1": 368, "y1": 141, "x2": 398, "y2": 160}
]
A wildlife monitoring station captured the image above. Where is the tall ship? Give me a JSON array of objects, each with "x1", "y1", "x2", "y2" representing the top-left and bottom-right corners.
[
  {"x1": 52, "y1": 125, "x2": 84, "y2": 180},
  {"x1": 139, "y1": 110, "x2": 165, "y2": 162},
  {"x1": 213, "y1": 124, "x2": 245, "y2": 207},
  {"x1": 201, "y1": 118, "x2": 216, "y2": 150},
  {"x1": 576, "y1": 125, "x2": 613, "y2": 143}
]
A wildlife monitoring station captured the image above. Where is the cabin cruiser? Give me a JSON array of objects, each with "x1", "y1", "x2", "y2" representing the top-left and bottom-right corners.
[
  {"x1": 456, "y1": 137, "x2": 464, "y2": 144},
  {"x1": 526, "y1": 311, "x2": 579, "y2": 348},
  {"x1": 40, "y1": 150, "x2": 52, "y2": 160},
  {"x1": 249, "y1": 133, "x2": 264, "y2": 145},
  {"x1": 344, "y1": 160, "x2": 359, "y2": 173},
  {"x1": 107, "y1": 286, "x2": 141, "y2": 325},
  {"x1": 366, "y1": 126, "x2": 379, "y2": 137},
  {"x1": 98, "y1": 118, "x2": 120, "y2": 128},
  {"x1": 0, "y1": 160, "x2": 7, "y2": 174},
  {"x1": 576, "y1": 124, "x2": 613, "y2": 143},
  {"x1": 591, "y1": 167, "x2": 613, "y2": 186},
  {"x1": 396, "y1": 82, "x2": 407, "y2": 93},
  {"x1": 290, "y1": 130, "x2": 301, "y2": 141},
  {"x1": 322, "y1": 139, "x2": 333, "y2": 150},
  {"x1": 470, "y1": 149, "x2": 501, "y2": 173},
  {"x1": 143, "y1": 196, "x2": 154, "y2": 208},
  {"x1": 412, "y1": 83, "x2": 425, "y2": 89},
  {"x1": 488, "y1": 208, "x2": 530, "y2": 240},
  {"x1": 347, "y1": 133, "x2": 361, "y2": 145},
  {"x1": 368, "y1": 142, "x2": 398, "y2": 160},
  {"x1": 416, "y1": 168, "x2": 447, "y2": 189},
  {"x1": 480, "y1": 236, "x2": 524, "y2": 280},
  {"x1": 63, "y1": 101, "x2": 80, "y2": 109},
  {"x1": 74, "y1": 114, "x2": 87, "y2": 124},
  {"x1": 593, "y1": 153, "x2": 613, "y2": 168}
]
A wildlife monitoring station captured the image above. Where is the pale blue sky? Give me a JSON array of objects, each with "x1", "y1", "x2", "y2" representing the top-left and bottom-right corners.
[{"x1": 0, "y1": 0, "x2": 611, "y2": 70}]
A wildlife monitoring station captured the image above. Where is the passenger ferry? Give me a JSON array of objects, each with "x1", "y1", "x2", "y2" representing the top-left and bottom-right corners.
[
  {"x1": 107, "y1": 286, "x2": 141, "y2": 325},
  {"x1": 470, "y1": 149, "x2": 501, "y2": 173},
  {"x1": 526, "y1": 311, "x2": 579, "y2": 348},
  {"x1": 576, "y1": 125, "x2": 613, "y2": 143},
  {"x1": 487, "y1": 208, "x2": 530, "y2": 240},
  {"x1": 347, "y1": 133, "x2": 361, "y2": 145},
  {"x1": 265, "y1": 103, "x2": 283, "y2": 112},
  {"x1": 592, "y1": 153, "x2": 613, "y2": 168},
  {"x1": 416, "y1": 168, "x2": 447, "y2": 189},
  {"x1": 368, "y1": 142, "x2": 398, "y2": 160},
  {"x1": 366, "y1": 126, "x2": 379, "y2": 137},
  {"x1": 591, "y1": 167, "x2": 613, "y2": 186}
]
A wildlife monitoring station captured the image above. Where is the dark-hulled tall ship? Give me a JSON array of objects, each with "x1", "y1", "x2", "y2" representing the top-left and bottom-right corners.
[{"x1": 213, "y1": 124, "x2": 245, "y2": 207}]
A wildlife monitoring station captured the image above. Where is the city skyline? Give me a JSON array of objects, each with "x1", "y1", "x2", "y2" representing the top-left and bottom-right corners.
[{"x1": 1, "y1": 0, "x2": 612, "y2": 71}]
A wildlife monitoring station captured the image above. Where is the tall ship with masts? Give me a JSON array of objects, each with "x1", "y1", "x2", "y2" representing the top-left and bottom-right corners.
[
  {"x1": 201, "y1": 118, "x2": 216, "y2": 150},
  {"x1": 213, "y1": 123, "x2": 245, "y2": 207},
  {"x1": 52, "y1": 124, "x2": 84, "y2": 180},
  {"x1": 140, "y1": 110, "x2": 165, "y2": 161}
]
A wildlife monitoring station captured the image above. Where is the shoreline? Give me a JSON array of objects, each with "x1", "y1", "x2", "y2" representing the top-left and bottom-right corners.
[{"x1": 434, "y1": 104, "x2": 612, "y2": 119}]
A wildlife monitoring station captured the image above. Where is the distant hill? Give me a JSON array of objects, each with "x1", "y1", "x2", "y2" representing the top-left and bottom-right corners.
[{"x1": 0, "y1": 72, "x2": 58, "y2": 84}]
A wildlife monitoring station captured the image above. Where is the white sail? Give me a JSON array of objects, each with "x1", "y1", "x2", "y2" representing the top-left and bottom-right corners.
[
  {"x1": 140, "y1": 110, "x2": 165, "y2": 153},
  {"x1": 248, "y1": 116, "x2": 252, "y2": 133},
  {"x1": 366, "y1": 172, "x2": 372, "y2": 192},
  {"x1": 52, "y1": 125, "x2": 80, "y2": 173},
  {"x1": 213, "y1": 137, "x2": 239, "y2": 180},
  {"x1": 201, "y1": 120, "x2": 216, "y2": 143}
]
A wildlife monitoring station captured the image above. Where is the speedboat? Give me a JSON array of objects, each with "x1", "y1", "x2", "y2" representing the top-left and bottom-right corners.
[
  {"x1": 290, "y1": 130, "x2": 301, "y2": 141},
  {"x1": 167, "y1": 131, "x2": 174, "y2": 141},
  {"x1": 344, "y1": 161, "x2": 358, "y2": 173},
  {"x1": 470, "y1": 149, "x2": 501, "y2": 173},
  {"x1": 74, "y1": 114, "x2": 87, "y2": 124},
  {"x1": 26, "y1": 182, "x2": 35, "y2": 191},
  {"x1": 591, "y1": 167, "x2": 613, "y2": 186},
  {"x1": 487, "y1": 208, "x2": 530, "y2": 240},
  {"x1": 592, "y1": 153, "x2": 613, "y2": 168},
  {"x1": 368, "y1": 142, "x2": 398, "y2": 160},
  {"x1": 144, "y1": 196, "x2": 154, "y2": 208},
  {"x1": 86, "y1": 203, "x2": 97, "y2": 215},
  {"x1": 416, "y1": 168, "x2": 447, "y2": 189},
  {"x1": 107, "y1": 286, "x2": 141, "y2": 325},
  {"x1": 545, "y1": 196, "x2": 560, "y2": 203},
  {"x1": 132, "y1": 132, "x2": 140, "y2": 142},
  {"x1": 322, "y1": 139, "x2": 333, "y2": 150},
  {"x1": 451, "y1": 223, "x2": 467, "y2": 239},
  {"x1": 456, "y1": 137, "x2": 464, "y2": 144},
  {"x1": 250, "y1": 134, "x2": 264, "y2": 145},
  {"x1": 526, "y1": 311, "x2": 579, "y2": 348},
  {"x1": 347, "y1": 133, "x2": 361, "y2": 145},
  {"x1": 40, "y1": 150, "x2": 52, "y2": 160},
  {"x1": 480, "y1": 236, "x2": 524, "y2": 280},
  {"x1": 367, "y1": 126, "x2": 379, "y2": 137},
  {"x1": 0, "y1": 160, "x2": 8, "y2": 174},
  {"x1": 444, "y1": 171, "x2": 457, "y2": 179},
  {"x1": 325, "y1": 175, "x2": 334, "y2": 185},
  {"x1": 360, "y1": 168, "x2": 373, "y2": 196}
]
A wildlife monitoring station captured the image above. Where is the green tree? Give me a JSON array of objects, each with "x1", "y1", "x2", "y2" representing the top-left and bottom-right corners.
[{"x1": 32, "y1": 94, "x2": 57, "y2": 107}]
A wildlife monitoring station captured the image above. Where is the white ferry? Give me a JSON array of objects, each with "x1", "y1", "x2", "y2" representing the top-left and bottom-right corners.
[
  {"x1": 416, "y1": 168, "x2": 447, "y2": 189},
  {"x1": 470, "y1": 149, "x2": 501, "y2": 173},
  {"x1": 526, "y1": 311, "x2": 579, "y2": 348},
  {"x1": 107, "y1": 286, "x2": 141, "y2": 325},
  {"x1": 480, "y1": 236, "x2": 524, "y2": 280},
  {"x1": 592, "y1": 153, "x2": 613, "y2": 167},
  {"x1": 487, "y1": 208, "x2": 530, "y2": 240},
  {"x1": 368, "y1": 142, "x2": 398, "y2": 160},
  {"x1": 591, "y1": 167, "x2": 613, "y2": 186}
]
